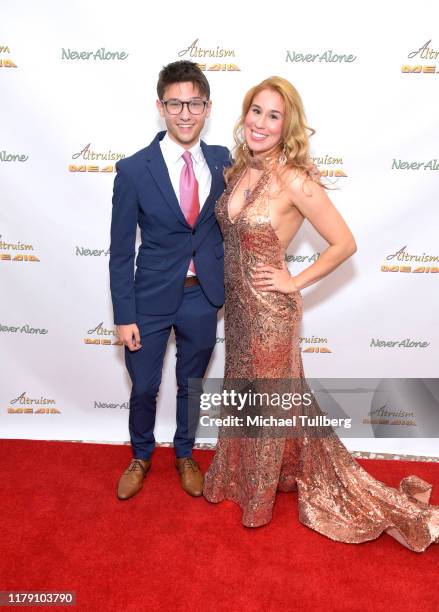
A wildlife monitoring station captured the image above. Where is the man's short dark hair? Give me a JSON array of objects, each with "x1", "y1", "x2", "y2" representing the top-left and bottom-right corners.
[{"x1": 157, "y1": 60, "x2": 210, "y2": 100}]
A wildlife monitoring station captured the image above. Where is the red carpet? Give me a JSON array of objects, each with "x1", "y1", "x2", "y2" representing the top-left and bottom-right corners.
[{"x1": 1, "y1": 440, "x2": 438, "y2": 611}]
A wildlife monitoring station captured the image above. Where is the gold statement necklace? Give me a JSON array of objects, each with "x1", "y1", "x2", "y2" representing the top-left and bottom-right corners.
[{"x1": 243, "y1": 144, "x2": 282, "y2": 201}]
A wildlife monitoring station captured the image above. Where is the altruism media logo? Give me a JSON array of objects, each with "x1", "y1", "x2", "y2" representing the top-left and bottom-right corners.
[
  {"x1": 177, "y1": 38, "x2": 240, "y2": 71},
  {"x1": 69, "y1": 143, "x2": 125, "y2": 173},
  {"x1": 7, "y1": 392, "x2": 60, "y2": 414},
  {"x1": 381, "y1": 246, "x2": 438, "y2": 274}
]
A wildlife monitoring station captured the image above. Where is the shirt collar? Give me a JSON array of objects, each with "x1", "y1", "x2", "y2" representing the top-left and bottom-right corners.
[{"x1": 161, "y1": 131, "x2": 203, "y2": 165}]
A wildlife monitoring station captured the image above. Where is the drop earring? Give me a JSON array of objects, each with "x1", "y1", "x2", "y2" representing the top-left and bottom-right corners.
[{"x1": 278, "y1": 144, "x2": 288, "y2": 166}]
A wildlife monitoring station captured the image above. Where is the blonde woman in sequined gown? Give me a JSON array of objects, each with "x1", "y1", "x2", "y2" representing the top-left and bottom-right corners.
[{"x1": 203, "y1": 77, "x2": 439, "y2": 553}]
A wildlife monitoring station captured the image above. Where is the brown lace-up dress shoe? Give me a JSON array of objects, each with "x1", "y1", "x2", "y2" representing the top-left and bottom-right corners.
[
  {"x1": 175, "y1": 457, "x2": 204, "y2": 497},
  {"x1": 117, "y1": 458, "x2": 151, "y2": 500}
]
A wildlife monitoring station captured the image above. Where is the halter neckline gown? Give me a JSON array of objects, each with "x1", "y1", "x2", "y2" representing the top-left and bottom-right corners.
[{"x1": 203, "y1": 166, "x2": 439, "y2": 553}]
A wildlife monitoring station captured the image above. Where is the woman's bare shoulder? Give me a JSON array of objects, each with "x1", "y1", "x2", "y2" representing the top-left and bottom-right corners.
[{"x1": 281, "y1": 166, "x2": 319, "y2": 201}]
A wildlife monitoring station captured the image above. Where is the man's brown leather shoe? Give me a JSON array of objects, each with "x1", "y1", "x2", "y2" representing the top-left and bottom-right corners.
[
  {"x1": 117, "y1": 458, "x2": 151, "y2": 500},
  {"x1": 175, "y1": 457, "x2": 204, "y2": 497}
]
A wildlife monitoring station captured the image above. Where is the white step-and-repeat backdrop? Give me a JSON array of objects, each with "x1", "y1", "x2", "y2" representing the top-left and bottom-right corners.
[{"x1": 1, "y1": 0, "x2": 438, "y2": 456}]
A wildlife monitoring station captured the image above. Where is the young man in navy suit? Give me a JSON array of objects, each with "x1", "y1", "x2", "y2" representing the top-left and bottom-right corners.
[{"x1": 109, "y1": 61, "x2": 229, "y2": 499}]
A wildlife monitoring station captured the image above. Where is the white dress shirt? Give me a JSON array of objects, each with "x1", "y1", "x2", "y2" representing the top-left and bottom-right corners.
[
  {"x1": 159, "y1": 131, "x2": 212, "y2": 277},
  {"x1": 160, "y1": 131, "x2": 212, "y2": 211}
]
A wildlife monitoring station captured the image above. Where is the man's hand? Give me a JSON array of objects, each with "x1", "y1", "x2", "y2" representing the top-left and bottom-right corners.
[{"x1": 116, "y1": 323, "x2": 142, "y2": 351}]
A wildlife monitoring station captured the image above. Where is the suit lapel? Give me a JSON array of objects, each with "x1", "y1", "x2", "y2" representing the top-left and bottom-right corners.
[
  {"x1": 195, "y1": 141, "x2": 223, "y2": 228},
  {"x1": 145, "y1": 133, "x2": 190, "y2": 228},
  {"x1": 144, "y1": 132, "x2": 225, "y2": 229}
]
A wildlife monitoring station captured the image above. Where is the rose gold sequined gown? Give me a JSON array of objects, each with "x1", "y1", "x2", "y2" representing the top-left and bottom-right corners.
[{"x1": 203, "y1": 168, "x2": 439, "y2": 553}]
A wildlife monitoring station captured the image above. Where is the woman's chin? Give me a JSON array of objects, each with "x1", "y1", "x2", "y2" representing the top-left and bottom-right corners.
[{"x1": 249, "y1": 142, "x2": 272, "y2": 154}]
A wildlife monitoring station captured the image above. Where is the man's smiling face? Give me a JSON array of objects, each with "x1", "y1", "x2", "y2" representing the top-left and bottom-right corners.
[{"x1": 157, "y1": 81, "x2": 211, "y2": 149}]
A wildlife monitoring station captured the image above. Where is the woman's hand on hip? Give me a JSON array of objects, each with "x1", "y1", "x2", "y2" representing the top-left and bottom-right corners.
[{"x1": 251, "y1": 261, "x2": 299, "y2": 294}]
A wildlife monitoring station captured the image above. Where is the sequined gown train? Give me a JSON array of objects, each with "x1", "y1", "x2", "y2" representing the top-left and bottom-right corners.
[{"x1": 203, "y1": 168, "x2": 439, "y2": 553}]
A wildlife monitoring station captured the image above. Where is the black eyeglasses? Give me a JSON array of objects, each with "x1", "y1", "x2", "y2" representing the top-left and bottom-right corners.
[{"x1": 161, "y1": 98, "x2": 208, "y2": 115}]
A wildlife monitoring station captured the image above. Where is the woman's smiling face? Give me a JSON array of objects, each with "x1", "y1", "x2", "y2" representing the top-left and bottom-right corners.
[{"x1": 244, "y1": 88, "x2": 285, "y2": 155}]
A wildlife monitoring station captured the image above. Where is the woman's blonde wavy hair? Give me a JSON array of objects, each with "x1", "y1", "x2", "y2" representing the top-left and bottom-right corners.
[{"x1": 225, "y1": 76, "x2": 328, "y2": 191}]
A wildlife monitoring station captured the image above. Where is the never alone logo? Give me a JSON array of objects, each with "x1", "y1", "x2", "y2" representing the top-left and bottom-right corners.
[
  {"x1": 370, "y1": 338, "x2": 430, "y2": 349},
  {"x1": 94, "y1": 400, "x2": 129, "y2": 409},
  {"x1": 0, "y1": 150, "x2": 28, "y2": 162},
  {"x1": 76, "y1": 244, "x2": 110, "y2": 257},
  {"x1": 285, "y1": 47, "x2": 357, "y2": 64},
  {"x1": 285, "y1": 252, "x2": 320, "y2": 265},
  {"x1": 61, "y1": 47, "x2": 128, "y2": 61},
  {"x1": 0, "y1": 322, "x2": 48, "y2": 334},
  {"x1": 391, "y1": 157, "x2": 439, "y2": 171}
]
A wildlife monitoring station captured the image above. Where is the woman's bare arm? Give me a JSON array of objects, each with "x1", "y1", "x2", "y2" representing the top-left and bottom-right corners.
[{"x1": 287, "y1": 174, "x2": 357, "y2": 291}]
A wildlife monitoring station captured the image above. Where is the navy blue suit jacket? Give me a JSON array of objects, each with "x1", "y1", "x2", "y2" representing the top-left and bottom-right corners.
[{"x1": 109, "y1": 131, "x2": 230, "y2": 324}]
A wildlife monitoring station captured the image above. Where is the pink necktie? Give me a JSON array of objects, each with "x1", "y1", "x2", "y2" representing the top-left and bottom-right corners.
[{"x1": 180, "y1": 151, "x2": 200, "y2": 274}]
